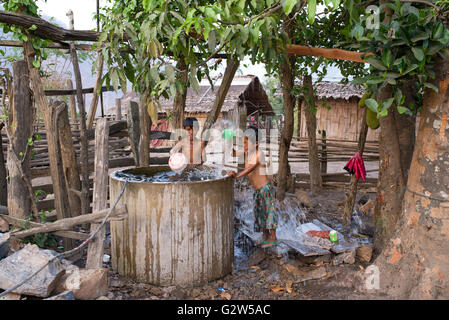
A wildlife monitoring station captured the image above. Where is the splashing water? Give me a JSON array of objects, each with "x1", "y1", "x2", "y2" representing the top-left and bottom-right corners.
[{"x1": 233, "y1": 179, "x2": 307, "y2": 253}]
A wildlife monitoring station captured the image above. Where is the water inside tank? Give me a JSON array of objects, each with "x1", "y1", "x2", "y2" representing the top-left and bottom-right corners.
[{"x1": 113, "y1": 165, "x2": 228, "y2": 183}]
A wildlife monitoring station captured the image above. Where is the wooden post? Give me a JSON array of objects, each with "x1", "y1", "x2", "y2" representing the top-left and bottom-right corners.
[
  {"x1": 320, "y1": 130, "x2": 327, "y2": 174},
  {"x1": 7, "y1": 60, "x2": 33, "y2": 219},
  {"x1": 343, "y1": 108, "x2": 369, "y2": 227},
  {"x1": 86, "y1": 54, "x2": 104, "y2": 130},
  {"x1": 22, "y1": 42, "x2": 73, "y2": 249},
  {"x1": 86, "y1": 118, "x2": 109, "y2": 268},
  {"x1": 65, "y1": 79, "x2": 77, "y2": 125},
  {"x1": 67, "y1": 9, "x2": 90, "y2": 216},
  {"x1": 0, "y1": 124, "x2": 6, "y2": 206},
  {"x1": 56, "y1": 101, "x2": 82, "y2": 218},
  {"x1": 115, "y1": 98, "x2": 121, "y2": 121}
]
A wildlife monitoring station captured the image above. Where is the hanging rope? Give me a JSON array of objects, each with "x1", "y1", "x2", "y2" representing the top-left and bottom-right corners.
[{"x1": 0, "y1": 180, "x2": 128, "y2": 298}]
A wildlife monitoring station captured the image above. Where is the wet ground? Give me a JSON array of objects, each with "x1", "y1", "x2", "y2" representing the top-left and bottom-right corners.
[{"x1": 98, "y1": 179, "x2": 384, "y2": 300}]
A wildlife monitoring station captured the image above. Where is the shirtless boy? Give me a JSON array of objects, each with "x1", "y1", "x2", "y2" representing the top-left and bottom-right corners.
[
  {"x1": 228, "y1": 126, "x2": 278, "y2": 248},
  {"x1": 170, "y1": 117, "x2": 206, "y2": 166}
]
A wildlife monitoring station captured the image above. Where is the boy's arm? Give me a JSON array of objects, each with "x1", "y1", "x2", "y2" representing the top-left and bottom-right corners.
[
  {"x1": 235, "y1": 162, "x2": 258, "y2": 178},
  {"x1": 169, "y1": 140, "x2": 182, "y2": 155}
]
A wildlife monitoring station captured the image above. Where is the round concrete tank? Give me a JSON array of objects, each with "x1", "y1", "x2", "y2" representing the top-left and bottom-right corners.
[{"x1": 109, "y1": 166, "x2": 234, "y2": 286}]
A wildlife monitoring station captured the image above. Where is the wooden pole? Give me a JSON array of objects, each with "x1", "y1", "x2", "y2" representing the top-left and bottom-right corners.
[
  {"x1": 7, "y1": 60, "x2": 33, "y2": 219},
  {"x1": 65, "y1": 79, "x2": 77, "y2": 126},
  {"x1": 67, "y1": 9, "x2": 90, "y2": 216},
  {"x1": 127, "y1": 100, "x2": 141, "y2": 166},
  {"x1": 7, "y1": 205, "x2": 127, "y2": 239},
  {"x1": 86, "y1": 54, "x2": 104, "y2": 130},
  {"x1": 56, "y1": 101, "x2": 82, "y2": 218},
  {"x1": 23, "y1": 40, "x2": 73, "y2": 232},
  {"x1": 321, "y1": 130, "x2": 327, "y2": 174},
  {"x1": 0, "y1": 124, "x2": 6, "y2": 206},
  {"x1": 86, "y1": 118, "x2": 109, "y2": 268},
  {"x1": 343, "y1": 108, "x2": 369, "y2": 227},
  {"x1": 115, "y1": 98, "x2": 121, "y2": 121}
]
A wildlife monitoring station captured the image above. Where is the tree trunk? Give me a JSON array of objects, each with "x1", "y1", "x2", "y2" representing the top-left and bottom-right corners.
[
  {"x1": 303, "y1": 75, "x2": 322, "y2": 194},
  {"x1": 172, "y1": 59, "x2": 187, "y2": 130},
  {"x1": 65, "y1": 79, "x2": 77, "y2": 125},
  {"x1": 86, "y1": 54, "x2": 104, "y2": 130},
  {"x1": 343, "y1": 108, "x2": 368, "y2": 227},
  {"x1": 374, "y1": 54, "x2": 449, "y2": 299},
  {"x1": 202, "y1": 59, "x2": 239, "y2": 135},
  {"x1": 139, "y1": 94, "x2": 150, "y2": 167},
  {"x1": 7, "y1": 60, "x2": 33, "y2": 219},
  {"x1": 374, "y1": 84, "x2": 416, "y2": 252}
]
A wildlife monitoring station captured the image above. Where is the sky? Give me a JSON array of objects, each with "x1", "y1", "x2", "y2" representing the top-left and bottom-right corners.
[{"x1": 27, "y1": 1, "x2": 344, "y2": 114}]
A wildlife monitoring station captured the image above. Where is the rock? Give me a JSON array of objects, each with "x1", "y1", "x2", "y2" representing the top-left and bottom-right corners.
[
  {"x1": 356, "y1": 245, "x2": 373, "y2": 263},
  {"x1": 333, "y1": 250, "x2": 356, "y2": 265},
  {"x1": 0, "y1": 292, "x2": 21, "y2": 300},
  {"x1": 0, "y1": 217, "x2": 9, "y2": 233},
  {"x1": 44, "y1": 290, "x2": 75, "y2": 300},
  {"x1": 0, "y1": 244, "x2": 65, "y2": 297},
  {"x1": 63, "y1": 268, "x2": 109, "y2": 300},
  {"x1": 359, "y1": 199, "x2": 375, "y2": 216},
  {"x1": 298, "y1": 253, "x2": 332, "y2": 266},
  {"x1": 292, "y1": 266, "x2": 328, "y2": 283},
  {"x1": 0, "y1": 232, "x2": 10, "y2": 260},
  {"x1": 295, "y1": 189, "x2": 313, "y2": 208},
  {"x1": 96, "y1": 296, "x2": 110, "y2": 300},
  {"x1": 246, "y1": 249, "x2": 266, "y2": 267}
]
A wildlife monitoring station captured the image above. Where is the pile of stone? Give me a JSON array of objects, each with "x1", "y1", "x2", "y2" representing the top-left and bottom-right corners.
[{"x1": 0, "y1": 244, "x2": 109, "y2": 300}]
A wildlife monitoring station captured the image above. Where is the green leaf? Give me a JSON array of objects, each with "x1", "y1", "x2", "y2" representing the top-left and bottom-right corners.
[
  {"x1": 307, "y1": 0, "x2": 317, "y2": 24},
  {"x1": 282, "y1": 0, "x2": 297, "y2": 15},
  {"x1": 397, "y1": 106, "x2": 408, "y2": 114},
  {"x1": 143, "y1": 0, "x2": 152, "y2": 11},
  {"x1": 366, "y1": 57, "x2": 387, "y2": 70},
  {"x1": 411, "y1": 32, "x2": 429, "y2": 43},
  {"x1": 32, "y1": 60, "x2": 40, "y2": 68},
  {"x1": 432, "y1": 22, "x2": 444, "y2": 40},
  {"x1": 365, "y1": 98, "x2": 378, "y2": 113},
  {"x1": 383, "y1": 97, "x2": 394, "y2": 110},
  {"x1": 402, "y1": 64, "x2": 418, "y2": 75},
  {"x1": 411, "y1": 47, "x2": 424, "y2": 61},
  {"x1": 424, "y1": 82, "x2": 439, "y2": 93}
]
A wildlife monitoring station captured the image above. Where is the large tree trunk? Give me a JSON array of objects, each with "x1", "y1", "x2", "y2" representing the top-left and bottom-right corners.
[
  {"x1": 303, "y1": 75, "x2": 322, "y2": 194},
  {"x1": 374, "y1": 54, "x2": 449, "y2": 299},
  {"x1": 276, "y1": 37, "x2": 296, "y2": 201},
  {"x1": 374, "y1": 83, "x2": 416, "y2": 252}
]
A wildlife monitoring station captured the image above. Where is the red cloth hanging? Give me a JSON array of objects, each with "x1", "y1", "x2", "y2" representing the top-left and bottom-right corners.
[{"x1": 344, "y1": 152, "x2": 366, "y2": 181}]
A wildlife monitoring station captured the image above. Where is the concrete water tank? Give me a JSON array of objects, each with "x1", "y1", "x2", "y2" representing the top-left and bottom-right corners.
[{"x1": 109, "y1": 166, "x2": 234, "y2": 286}]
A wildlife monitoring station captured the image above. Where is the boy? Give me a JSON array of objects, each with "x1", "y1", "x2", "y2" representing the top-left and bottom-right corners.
[
  {"x1": 228, "y1": 126, "x2": 278, "y2": 248},
  {"x1": 170, "y1": 117, "x2": 206, "y2": 167}
]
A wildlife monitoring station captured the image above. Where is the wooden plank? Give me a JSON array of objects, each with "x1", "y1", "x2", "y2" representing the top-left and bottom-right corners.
[
  {"x1": 7, "y1": 60, "x2": 33, "y2": 219},
  {"x1": 86, "y1": 118, "x2": 109, "y2": 268},
  {"x1": 57, "y1": 101, "x2": 82, "y2": 218},
  {"x1": 86, "y1": 54, "x2": 104, "y2": 130}
]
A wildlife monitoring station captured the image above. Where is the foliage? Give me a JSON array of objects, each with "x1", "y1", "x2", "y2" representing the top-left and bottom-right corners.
[
  {"x1": 263, "y1": 76, "x2": 283, "y2": 114},
  {"x1": 344, "y1": 0, "x2": 449, "y2": 117}
]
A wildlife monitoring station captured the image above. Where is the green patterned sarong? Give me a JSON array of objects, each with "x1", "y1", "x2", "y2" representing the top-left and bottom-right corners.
[{"x1": 253, "y1": 182, "x2": 277, "y2": 232}]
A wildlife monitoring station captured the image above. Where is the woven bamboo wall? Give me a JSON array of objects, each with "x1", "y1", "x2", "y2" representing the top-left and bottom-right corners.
[{"x1": 298, "y1": 97, "x2": 379, "y2": 142}]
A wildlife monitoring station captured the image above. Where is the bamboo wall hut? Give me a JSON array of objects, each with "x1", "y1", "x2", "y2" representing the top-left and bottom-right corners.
[
  {"x1": 293, "y1": 81, "x2": 379, "y2": 142},
  {"x1": 109, "y1": 75, "x2": 275, "y2": 133}
]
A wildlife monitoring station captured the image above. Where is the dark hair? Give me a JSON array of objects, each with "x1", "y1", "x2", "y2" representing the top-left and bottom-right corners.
[
  {"x1": 183, "y1": 117, "x2": 199, "y2": 130},
  {"x1": 244, "y1": 125, "x2": 259, "y2": 144}
]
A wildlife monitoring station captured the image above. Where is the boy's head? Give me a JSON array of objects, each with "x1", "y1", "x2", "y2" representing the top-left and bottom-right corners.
[
  {"x1": 244, "y1": 125, "x2": 259, "y2": 152},
  {"x1": 183, "y1": 117, "x2": 199, "y2": 140}
]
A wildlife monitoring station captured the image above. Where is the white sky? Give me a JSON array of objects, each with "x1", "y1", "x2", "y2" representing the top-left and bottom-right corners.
[{"x1": 35, "y1": 0, "x2": 343, "y2": 84}]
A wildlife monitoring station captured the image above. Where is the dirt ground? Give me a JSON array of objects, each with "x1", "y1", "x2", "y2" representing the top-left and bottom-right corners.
[{"x1": 96, "y1": 185, "x2": 386, "y2": 301}]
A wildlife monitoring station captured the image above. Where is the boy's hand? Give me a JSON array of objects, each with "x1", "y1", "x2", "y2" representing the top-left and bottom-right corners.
[{"x1": 228, "y1": 170, "x2": 237, "y2": 177}]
